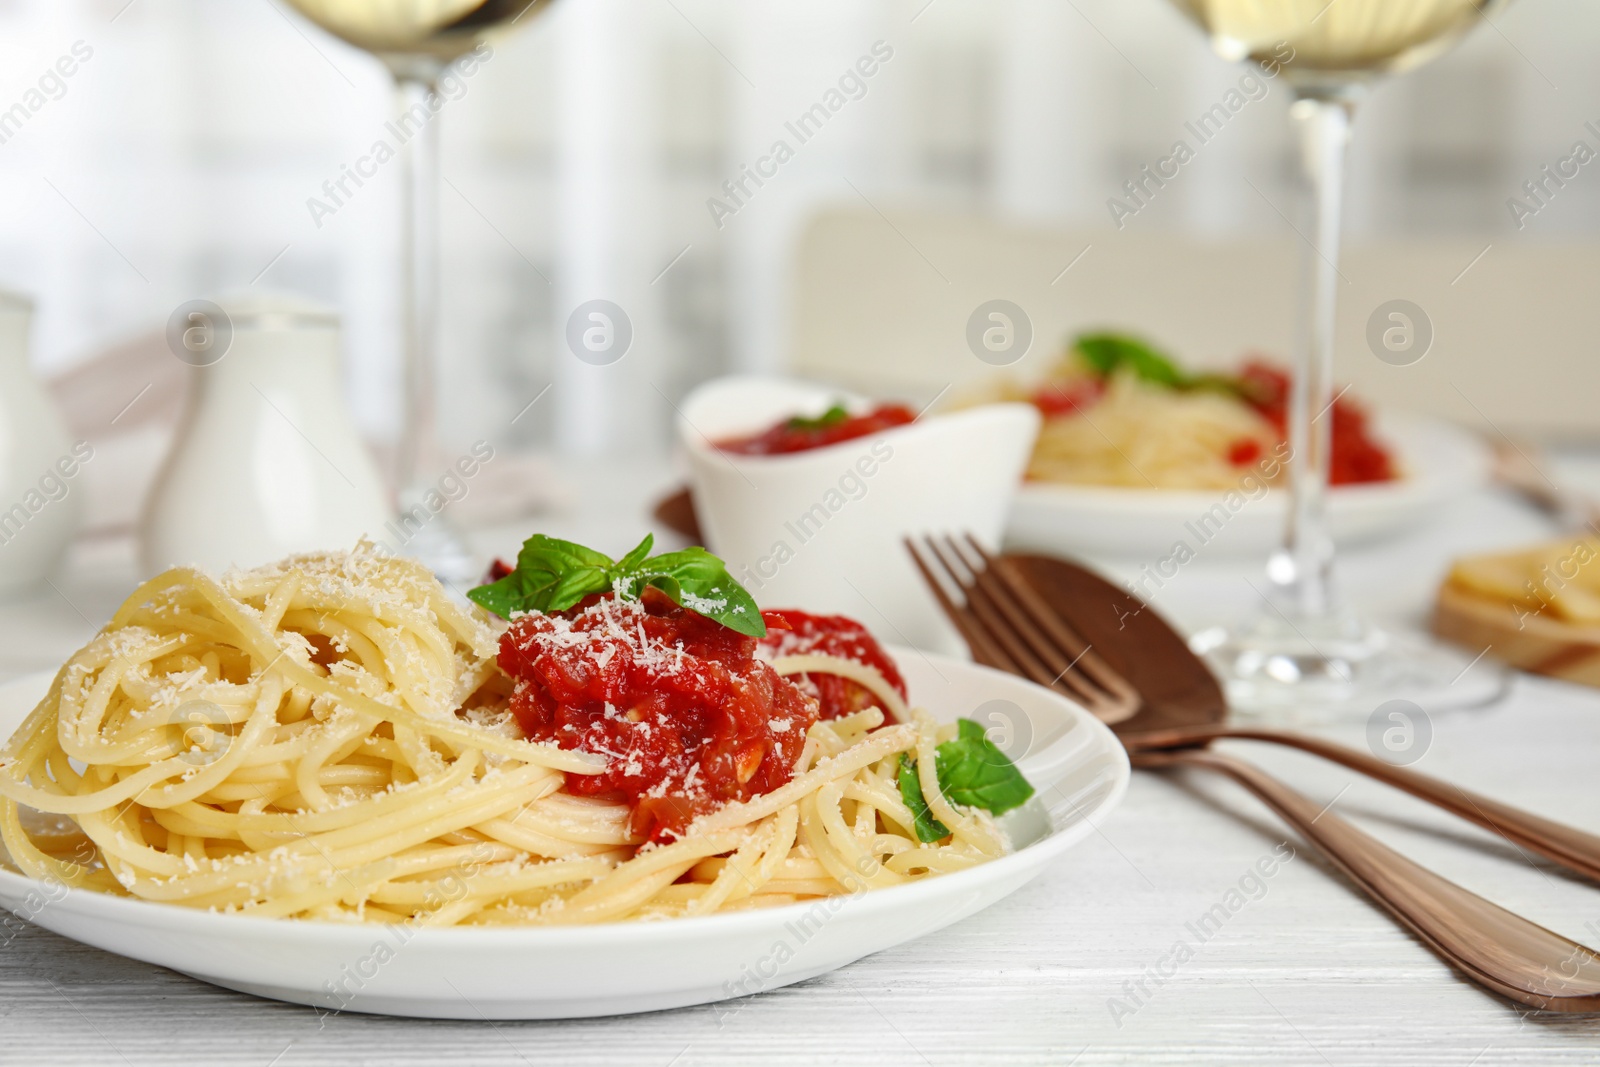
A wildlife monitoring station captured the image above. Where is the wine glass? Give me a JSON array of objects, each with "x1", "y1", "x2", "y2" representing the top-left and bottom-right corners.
[
  {"x1": 1168, "y1": 0, "x2": 1512, "y2": 717},
  {"x1": 283, "y1": 0, "x2": 553, "y2": 584}
]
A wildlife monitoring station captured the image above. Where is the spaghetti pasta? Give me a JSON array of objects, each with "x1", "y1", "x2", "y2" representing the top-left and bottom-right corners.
[
  {"x1": 0, "y1": 548, "x2": 1009, "y2": 925},
  {"x1": 960, "y1": 333, "x2": 1397, "y2": 490},
  {"x1": 1026, "y1": 371, "x2": 1279, "y2": 489},
  {"x1": 965, "y1": 368, "x2": 1280, "y2": 490}
]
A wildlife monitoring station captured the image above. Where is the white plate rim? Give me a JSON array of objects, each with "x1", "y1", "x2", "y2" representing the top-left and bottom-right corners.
[{"x1": 1005, "y1": 411, "x2": 1488, "y2": 557}]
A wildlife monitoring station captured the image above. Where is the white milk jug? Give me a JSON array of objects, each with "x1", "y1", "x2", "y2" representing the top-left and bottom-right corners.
[{"x1": 139, "y1": 292, "x2": 393, "y2": 576}]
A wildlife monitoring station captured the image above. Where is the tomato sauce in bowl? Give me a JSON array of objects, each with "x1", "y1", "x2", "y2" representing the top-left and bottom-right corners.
[{"x1": 715, "y1": 403, "x2": 915, "y2": 456}]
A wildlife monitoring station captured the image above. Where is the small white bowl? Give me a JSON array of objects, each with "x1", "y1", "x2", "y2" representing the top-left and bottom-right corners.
[{"x1": 678, "y1": 376, "x2": 1040, "y2": 653}]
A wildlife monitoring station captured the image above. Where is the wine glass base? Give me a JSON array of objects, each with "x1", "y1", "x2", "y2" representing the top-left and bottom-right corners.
[{"x1": 1189, "y1": 621, "x2": 1510, "y2": 724}]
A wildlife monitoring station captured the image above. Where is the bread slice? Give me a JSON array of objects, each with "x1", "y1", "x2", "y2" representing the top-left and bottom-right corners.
[{"x1": 1433, "y1": 580, "x2": 1600, "y2": 687}]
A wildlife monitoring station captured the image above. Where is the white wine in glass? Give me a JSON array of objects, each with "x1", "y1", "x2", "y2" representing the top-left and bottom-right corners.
[
  {"x1": 284, "y1": 0, "x2": 553, "y2": 583},
  {"x1": 1171, "y1": 0, "x2": 1508, "y2": 92},
  {"x1": 1169, "y1": 0, "x2": 1511, "y2": 717},
  {"x1": 285, "y1": 0, "x2": 546, "y2": 68}
]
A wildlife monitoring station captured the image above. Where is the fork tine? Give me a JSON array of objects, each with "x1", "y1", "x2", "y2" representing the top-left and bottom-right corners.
[
  {"x1": 962, "y1": 535, "x2": 1142, "y2": 716},
  {"x1": 962, "y1": 536, "x2": 1090, "y2": 658},
  {"x1": 934, "y1": 534, "x2": 1113, "y2": 710},
  {"x1": 926, "y1": 536, "x2": 1067, "y2": 694},
  {"x1": 905, "y1": 537, "x2": 1017, "y2": 673},
  {"x1": 907, "y1": 534, "x2": 1140, "y2": 723},
  {"x1": 930, "y1": 535, "x2": 1134, "y2": 719}
]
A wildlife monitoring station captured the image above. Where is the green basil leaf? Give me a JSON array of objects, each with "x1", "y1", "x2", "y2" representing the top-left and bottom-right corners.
[
  {"x1": 468, "y1": 532, "x2": 767, "y2": 637},
  {"x1": 464, "y1": 573, "x2": 535, "y2": 620},
  {"x1": 467, "y1": 534, "x2": 616, "y2": 618},
  {"x1": 1187, "y1": 371, "x2": 1245, "y2": 397},
  {"x1": 615, "y1": 546, "x2": 767, "y2": 638},
  {"x1": 935, "y1": 718, "x2": 1036, "y2": 815},
  {"x1": 786, "y1": 403, "x2": 850, "y2": 431},
  {"x1": 1073, "y1": 333, "x2": 1188, "y2": 389},
  {"x1": 895, "y1": 720, "x2": 1036, "y2": 839},
  {"x1": 614, "y1": 533, "x2": 654, "y2": 573},
  {"x1": 544, "y1": 567, "x2": 615, "y2": 611},
  {"x1": 898, "y1": 754, "x2": 950, "y2": 843}
]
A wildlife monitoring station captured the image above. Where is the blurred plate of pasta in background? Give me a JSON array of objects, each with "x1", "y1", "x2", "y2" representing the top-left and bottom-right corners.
[
  {"x1": 1006, "y1": 413, "x2": 1489, "y2": 559},
  {"x1": 971, "y1": 334, "x2": 1491, "y2": 559}
]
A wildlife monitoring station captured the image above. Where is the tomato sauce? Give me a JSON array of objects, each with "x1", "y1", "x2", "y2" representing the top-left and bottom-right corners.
[
  {"x1": 1234, "y1": 361, "x2": 1396, "y2": 485},
  {"x1": 1226, "y1": 438, "x2": 1264, "y2": 467},
  {"x1": 497, "y1": 588, "x2": 815, "y2": 842},
  {"x1": 756, "y1": 609, "x2": 907, "y2": 721},
  {"x1": 1026, "y1": 357, "x2": 1396, "y2": 486},
  {"x1": 716, "y1": 403, "x2": 916, "y2": 456},
  {"x1": 1030, "y1": 378, "x2": 1105, "y2": 419}
]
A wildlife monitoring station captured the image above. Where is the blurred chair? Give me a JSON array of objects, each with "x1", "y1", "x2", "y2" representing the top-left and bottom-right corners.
[{"x1": 789, "y1": 207, "x2": 1599, "y2": 441}]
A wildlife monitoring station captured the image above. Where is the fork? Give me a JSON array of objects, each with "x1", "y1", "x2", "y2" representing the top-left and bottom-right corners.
[
  {"x1": 908, "y1": 532, "x2": 1600, "y2": 1012},
  {"x1": 907, "y1": 533, "x2": 1141, "y2": 726},
  {"x1": 911, "y1": 533, "x2": 1600, "y2": 885}
]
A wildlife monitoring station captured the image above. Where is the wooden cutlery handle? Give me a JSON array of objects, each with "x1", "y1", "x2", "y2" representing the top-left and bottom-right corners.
[
  {"x1": 1133, "y1": 747, "x2": 1600, "y2": 1012},
  {"x1": 1133, "y1": 724, "x2": 1600, "y2": 885}
]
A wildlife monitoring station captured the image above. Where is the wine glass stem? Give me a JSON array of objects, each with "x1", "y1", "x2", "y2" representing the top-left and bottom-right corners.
[
  {"x1": 1272, "y1": 94, "x2": 1354, "y2": 622},
  {"x1": 395, "y1": 74, "x2": 440, "y2": 498}
]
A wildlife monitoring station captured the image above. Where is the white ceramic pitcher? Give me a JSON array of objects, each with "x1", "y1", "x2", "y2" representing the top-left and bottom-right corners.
[
  {"x1": 139, "y1": 292, "x2": 393, "y2": 576},
  {"x1": 0, "y1": 290, "x2": 82, "y2": 597}
]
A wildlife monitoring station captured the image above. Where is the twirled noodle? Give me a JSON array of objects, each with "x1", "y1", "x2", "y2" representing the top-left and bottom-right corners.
[
  {"x1": 1028, "y1": 372, "x2": 1279, "y2": 489},
  {"x1": 0, "y1": 549, "x2": 1010, "y2": 924},
  {"x1": 960, "y1": 368, "x2": 1281, "y2": 490}
]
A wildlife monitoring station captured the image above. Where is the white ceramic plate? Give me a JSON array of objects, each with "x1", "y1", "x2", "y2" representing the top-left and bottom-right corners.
[
  {"x1": 0, "y1": 650, "x2": 1128, "y2": 1020},
  {"x1": 1005, "y1": 413, "x2": 1490, "y2": 559}
]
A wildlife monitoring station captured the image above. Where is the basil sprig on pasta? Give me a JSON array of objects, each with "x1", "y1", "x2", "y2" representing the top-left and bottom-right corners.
[
  {"x1": 898, "y1": 719, "x2": 1035, "y2": 843},
  {"x1": 1074, "y1": 332, "x2": 1188, "y2": 388},
  {"x1": 1073, "y1": 332, "x2": 1240, "y2": 397},
  {"x1": 468, "y1": 533, "x2": 767, "y2": 637}
]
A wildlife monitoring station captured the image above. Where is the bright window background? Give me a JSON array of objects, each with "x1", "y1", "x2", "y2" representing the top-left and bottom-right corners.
[{"x1": 0, "y1": 0, "x2": 1586, "y2": 455}]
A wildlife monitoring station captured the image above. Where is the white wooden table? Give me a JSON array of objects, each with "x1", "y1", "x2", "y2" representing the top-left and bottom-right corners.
[{"x1": 4, "y1": 459, "x2": 1600, "y2": 1066}]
